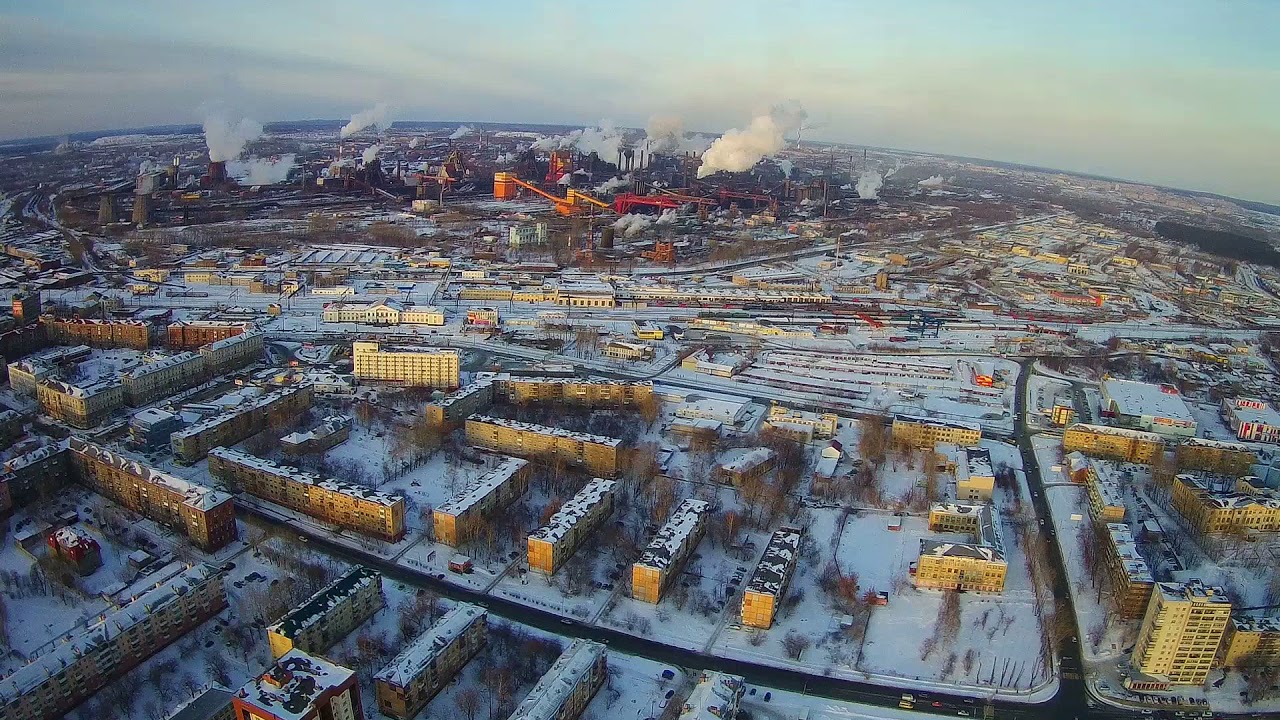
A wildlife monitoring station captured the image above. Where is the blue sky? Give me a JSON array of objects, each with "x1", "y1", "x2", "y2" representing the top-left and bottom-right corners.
[{"x1": 1, "y1": 1, "x2": 1277, "y2": 203}]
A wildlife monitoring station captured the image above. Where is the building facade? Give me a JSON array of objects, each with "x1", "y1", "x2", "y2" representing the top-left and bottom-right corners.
[
  {"x1": 167, "y1": 321, "x2": 247, "y2": 350},
  {"x1": 717, "y1": 448, "x2": 775, "y2": 486},
  {"x1": 632, "y1": 499, "x2": 710, "y2": 604},
  {"x1": 1221, "y1": 397, "x2": 1280, "y2": 444},
  {"x1": 527, "y1": 478, "x2": 618, "y2": 575},
  {"x1": 232, "y1": 650, "x2": 362, "y2": 720},
  {"x1": 1101, "y1": 523, "x2": 1155, "y2": 619},
  {"x1": 500, "y1": 376, "x2": 653, "y2": 407},
  {"x1": 505, "y1": 640, "x2": 606, "y2": 720},
  {"x1": 1063, "y1": 423, "x2": 1163, "y2": 464},
  {"x1": 1170, "y1": 474, "x2": 1280, "y2": 536},
  {"x1": 1219, "y1": 615, "x2": 1280, "y2": 668},
  {"x1": 351, "y1": 341, "x2": 459, "y2": 388},
  {"x1": 955, "y1": 446, "x2": 995, "y2": 502},
  {"x1": 43, "y1": 317, "x2": 152, "y2": 349},
  {"x1": 0, "y1": 445, "x2": 71, "y2": 513},
  {"x1": 891, "y1": 414, "x2": 982, "y2": 449},
  {"x1": 915, "y1": 503, "x2": 1008, "y2": 593},
  {"x1": 208, "y1": 448, "x2": 405, "y2": 542},
  {"x1": 122, "y1": 351, "x2": 207, "y2": 406},
  {"x1": 199, "y1": 330, "x2": 264, "y2": 375},
  {"x1": 267, "y1": 566, "x2": 384, "y2": 660},
  {"x1": 171, "y1": 383, "x2": 313, "y2": 462},
  {"x1": 70, "y1": 438, "x2": 237, "y2": 551},
  {"x1": 433, "y1": 456, "x2": 529, "y2": 546},
  {"x1": 465, "y1": 415, "x2": 620, "y2": 477},
  {"x1": 1175, "y1": 437, "x2": 1257, "y2": 476},
  {"x1": 741, "y1": 527, "x2": 803, "y2": 629},
  {"x1": 36, "y1": 378, "x2": 124, "y2": 428},
  {"x1": 1132, "y1": 579, "x2": 1231, "y2": 685},
  {"x1": 374, "y1": 603, "x2": 487, "y2": 719}
]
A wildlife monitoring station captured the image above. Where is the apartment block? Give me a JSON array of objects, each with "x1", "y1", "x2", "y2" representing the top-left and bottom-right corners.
[
  {"x1": 1077, "y1": 456, "x2": 1126, "y2": 523},
  {"x1": 232, "y1": 650, "x2": 363, "y2": 720},
  {"x1": 465, "y1": 415, "x2": 620, "y2": 477},
  {"x1": 955, "y1": 446, "x2": 995, "y2": 502},
  {"x1": 281, "y1": 415, "x2": 352, "y2": 456},
  {"x1": 171, "y1": 383, "x2": 313, "y2": 463},
  {"x1": 763, "y1": 405, "x2": 839, "y2": 441},
  {"x1": 1132, "y1": 579, "x2": 1231, "y2": 685},
  {"x1": 5, "y1": 345, "x2": 89, "y2": 396},
  {"x1": 0, "y1": 564, "x2": 226, "y2": 720},
  {"x1": 717, "y1": 447, "x2": 775, "y2": 486},
  {"x1": 352, "y1": 341, "x2": 459, "y2": 389},
  {"x1": 208, "y1": 448, "x2": 405, "y2": 542},
  {"x1": 1101, "y1": 523, "x2": 1155, "y2": 619},
  {"x1": 425, "y1": 374, "x2": 498, "y2": 429},
  {"x1": 433, "y1": 456, "x2": 529, "y2": 546},
  {"x1": 1171, "y1": 474, "x2": 1280, "y2": 536},
  {"x1": 632, "y1": 498, "x2": 710, "y2": 604},
  {"x1": 167, "y1": 321, "x2": 247, "y2": 350},
  {"x1": 268, "y1": 566, "x2": 384, "y2": 660},
  {"x1": 199, "y1": 330, "x2": 264, "y2": 375},
  {"x1": 500, "y1": 376, "x2": 653, "y2": 407},
  {"x1": 43, "y1": 316, "x2": 151, "y2": 350},
  {"x1": 741, "y1": 527, "x2": 803, "y2": 629},
  {"x1": 1175, "y1": 437, "x2": 1258, "y2": 476},
  {"x1": 374, "y1": 603, "x2": 487, "y2": 719},
  {"x1": 36, "y1": 378, "x2": 124, "y2": 428},
  {"x1": 122, "y1": 351, "x2": 207, "y2": 406},
  {"x1": 1219, "y1": 615, "x2": 1280, "y2": 668},
  {"x1": 70, "y1": 438, "x2": 237, "y2": 551},
  {"x1": 1063, "y1": 423, "x2": 1163, "y2": 464},
  {"x1": 0, "y1": 444, "x2": 71, "y2": 512},
  {"x1": 0, "y1": 409, "x2": 21, "y2": 450},
  {"x1": 891, "y1": 414, "x2": 982, "y2": 449},
  {"x1": 527, "y1": 478, "x2": 618, "y2": 575},
  {"x1": 505, "y1": 640, "x2": 606, "y2": 720},
  {"x1": 163, "y1": 687, "x2": 235, "y2": 720},
  {"x1": 678, "y1": 672, "x2": 745, "y2": 720},
  {"x1": 915, "y1": 503, "x2": 1008, "y2": 593}
]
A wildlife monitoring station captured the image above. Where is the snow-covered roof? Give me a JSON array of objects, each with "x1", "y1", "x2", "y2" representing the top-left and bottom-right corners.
[
  {"x1": 1155, "y1": 578, "x2": 1229, "y2": 604},
  {"x1": 71, "y1": 438, "x2": 232, "y2": 511},
  {"x1": 280, "y1": 415, "x2": 351, "y2": 447},
  {"x1": 506, "y1": 640, "x2": 606, "y2": 720},
  {"x1": 269, "y1": 566, "x2": 381, "y2": 640},
  {"x1": 1102, "y1": 378, "x2": 1194, "y2": 423},
  {"x1": 209, "y1": 447, "x2": 401, "y2": 507},
  {"x1": 1179, "y1": 436, "x2": 1253, "y2": 452},
  {"x1": 354, "y1": 342, "x2": 457, "y2": 358},
  {"x1": 745, "y1": 527, "x2": 802, "y2": 597},
  {"x1": 893, "y1": 412, "x2": 981, "y2": 433},
  {"x1": 1, "y1": 442, "x2": 67, "y2": 473},
  {"x1": 431, "y1": 374, "x2": 498, "y2": 410},
  {"x1": 235, "y1": 650, "x2": 354, "y2": 720},
  {"x1": 678, "y1": 672, "x2": 744, "y2": 720},
  {"x1": 1066, "y1": 422, "x2": 1163, "y2": 443},
  {"x1": 1104, "y1": 523, "x2": 1152, "y2": 585},
  {"x1": 123, "y1": 351, "x2": 202, "y2": 379},
  {"x1": 172, "y1": 384, "x2": 310, "y2": 441},
  {"x1": 636, "y1": 498, "x2": 710, "y2": 571},
  {"x1": 1175, "y1": 473, "x2": 1280, "y2": 510},
  {"x1": 374, "y1": 603, "x2": 485, "y2": 688},
  {"x1": 164, "y1": 686, "x2": 234, "y2": 720},
  {"x1": 1224, "y1": 398, "x2": 1280, "y2": 428},
  {"x1": 202, "y1": 328, "x2": 262, "y2": 353},
  {"x1": 921, "y1": 502, "x2": 1006, "y2": 562},
  {"x1": 468, "y1": 415, "x2": 621, "y2": 447},
  {"x1": 960, "y1": 447, "x2": 993, "y2": 479},
  {"x1": 1231, "y1": 614, "x2": 1280, "y2": 634},
  {"x1": 38, "y1": 377, "x2": 121, "y2": 399},
  {"x1": 436, "y1": 456, "x2": 528, "y2": 517},
  {"x1": 0, "y1": 564, "x2": 222, "y2": 702},
  {"x1": 720, "y1": 447, "x2": 775, "y2": 474},
  {"x1": 528, "y1": 478, "x2": 618, "y2": 546}
]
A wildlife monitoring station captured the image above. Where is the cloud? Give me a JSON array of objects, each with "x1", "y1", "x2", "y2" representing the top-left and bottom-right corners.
[
  {"x1": 228, "y1": 154, "x2": 297, "y2": 185},
  {"x1": 340, "y1": 103, "x2": 392, "y2": 138}
]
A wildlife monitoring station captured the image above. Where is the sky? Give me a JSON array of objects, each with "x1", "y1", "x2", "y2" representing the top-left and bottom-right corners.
[{"x1": 1, "y1": 0, "x2": 1278, "y2": 203}]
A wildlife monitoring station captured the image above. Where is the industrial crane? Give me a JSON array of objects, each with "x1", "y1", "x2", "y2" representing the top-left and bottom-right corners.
[{"x1": 493, "y1": 173, "x2": 614, "y2": 216}]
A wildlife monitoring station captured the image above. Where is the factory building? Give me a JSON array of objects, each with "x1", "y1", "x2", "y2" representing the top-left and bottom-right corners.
[
  {"x1": 352, "y1": 341, "x2": 459, "y2": 389},
  {"x1": 717, "y1": 447, "x2": 775, "y2": 486},
  {"x1": 122, "y1": 351, "x2": 206, "y2": 406},
  {"x1": 891, "y1": 414, "x2": 982, "y2": 449},
  {"x1": 1170, "y1": 474, "x2": 1280, "y2": 536},
  {"x1": 631, "y1": 498, "x2": 710, "y2": 604},
  {"x1": 741, "y1": 527, "x2": 803, "y2": 629},
  {"x1": 527, "y1": 478, "x2": 618, "y2": 575},
  {"x1": 915, "y1": 503, "x2": 1007, "y2": 593},
  {"x1": 70, "y1": 438, "x2": 237, "y2": 551},
  {"x1": 208, "y1": 447, "x2": 405, "y2": 542},
  {"x1": 433, "y1": 456, "x2": 529, "y2": 546},
  {"x1": 171, "y1": 383, "x2": 313, "y2": 463},
  {"x1": 1174, "y1": 437, "x2": 1257, "y2": 476},
  {"x1": 42, "y1": 316, "x2": 152, "y2": 350},
  {"x1": 267, "y1": 566, "x2": 384, "y2": 660},
  {"x1": 678, "y1": 672, "x2": 745, "y2": 720},
  {"x1": 1219, "y1": 615, "x2": 1280, "y2": 668},
  {"x1": 1131, "y1": 579, "x2": 1231, "y2": 686},
  {"x1": 0, "y1": 564, "x2": 226, "y2": 720},
  {"x1": 232, "y1": 650, "x2": 362, "y2": 720},
  {"x1": 374, "y1": 603, "x2": 487, "y2": 719},
  {"x1": 36, "y1": 378, "x2": 124, "y2": 428},
  {"x1": 1101, "y1": 523, "x2": 1155, "y2": 619},
  {"x1": 199, "y1": 330, "x2": 264, "y2": 375},
  {"x1": 465, "y1": 415, "x2": 620, "y2": 477},
  {"x1": 167, "y1": 321, "x2": 248, "y2": 350},
  {"x1": 955, "y1": 446, "x2": 995, "y2": 502},
  {"x1": 1221, "y1": 397, "x2": 1280, "y2": 444},
  {"x1": 1100, "y1": 378, "x2": 1197, "y2": 438},
  {"x1": 505, "y1": 640, "x2": 607, "y2": 720},
  {"x1": 1062, "y1": 423, "x2": 1163, "y2": 464}
]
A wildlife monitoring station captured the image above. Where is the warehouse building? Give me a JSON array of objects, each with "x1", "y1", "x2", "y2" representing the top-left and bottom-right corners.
[
  {"x1": 171, "y1": 383, "x2": 313, "y2": 462},
  {"x1": 1100, "y1": 378, "x2": 1197, "y2": 438},
  {"x1": 506, "y1": 640, "x2": 606, "y2": 720},
  {"x1": 527, "y1": 478, "x2": 618, "y2": 575},
  {"x1": 433, "y1": 456, "x2": 529, "y2": 546},
  {"x1": 208, "y1": 447, "x2": 406, "y2": 542},
  {"x1": 632, "y1": 498, "x2": 710, "y2": 604},
  {"x1": 70, "y1": 438, "x2": 237, "y2": 551},
  {"x1": 374, "y1": 603, "x2": 487, "y2": 719},
  {"x1": 741, "y1": 527, "x2": 803, "y2": 629},
  {"x1": 891, "y1": 414, "x2": 982, "y2": 449},
  {"x1": 465, "y1": 415, "x2": 621, "y2": 477},
  {"x1": 268, "y1": 566, "x2": 384, "y2": 660},
  {"x1": 352, "y1": 341, "x2": 459, "y2": 388},
  {"x1": 915, "y1": 503, "x2": 1007, "y2": 593}
]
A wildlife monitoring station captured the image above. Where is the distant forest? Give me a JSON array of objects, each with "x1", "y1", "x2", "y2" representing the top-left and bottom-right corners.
[{"x1": 1154, "y1": 220, "x2": 1280, "y2": 268}]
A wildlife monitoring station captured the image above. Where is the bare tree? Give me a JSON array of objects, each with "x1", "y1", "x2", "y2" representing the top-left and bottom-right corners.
[
  {"x1": 455, "y1": 688, "x2": 483, "y2": 720},
  {"x1": 782, "y1": 630, "x2": 811, "y2": 660}
]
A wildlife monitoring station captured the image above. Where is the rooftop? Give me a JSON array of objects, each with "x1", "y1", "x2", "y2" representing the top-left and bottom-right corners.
[
  {"x1": 164, "y1": 686, "x2": 234, "y2": 720},
  {"x1": 894, "y1": 412, "x2": 982, "y2": 433},
  {"x1": 636, "y1": 498, "x2": 710, "y2": 571},
  {"x1": 269, "y1": 566, "x2": 381, "y2": 639},
  {"x1": 1225, "y1": 397, "x2": 1280, "y2": 428},
  {"x1": 1067, "y1": 422, "x2": 1164, "y2": 443},
  {"x1": 280, "y1": 415, "x2": 352, "y2": 447},
  {"x1": 209, "y1": 447, "x2": 402, "y2": 507},
  {"x1": 720, "y1": 447, "x2": 774, "y2": 474},
  {"x1": 1156, "y1": 578, "x2": 1231, "y2": 605},
  {"x1": 1105, "y1": 523, "x2": 1153, "y2": 585},
  {"x1": 436, "y1": 456, "x2": 528, "y2": 517},
  {"x1": 39, "y1": 377, "x2": 121, "y2": 399},
  {"x1": 71, "y1": 438, "x2": 233, "y2": 511},
  {"x1": 172, "y1": 384, "x2": 310, "y2": 440},
  {"x1": 374, "y1": 603, "x2": 486, "y2": 687},
  {"x1": 235, "y1": 650, "x2": 355, "y2": 720},
  {"x1": 202, "y1": 328, "x2": 262, "y2": 352},
  {"x1": 959, "y1": 446, "x2": 994, "y2": 480},
  {"x1": 678, "y1": 672, "x2": 744, "y2": 720},
  {"x1": 468, "y1": 415, "x2": 622, "y2": 447},
  {"x1": 506, "y1": 640, "x2": 606, "y2": 720},
  {"x1": 123, "y1": 351, "x2": 202, "y2": 379},
  {"x1": 528, "y1": 478, "x2": 618, "y2": 546},
  {"x1": 745, "y1": 527, "x2": 802, "y2": 597},
  {"x1": 1102, "y1": 378, "x2": 1194, "y2": 423},
  {"x1": 922, "y1": 502, "x2": 1006, "y2": 562}
]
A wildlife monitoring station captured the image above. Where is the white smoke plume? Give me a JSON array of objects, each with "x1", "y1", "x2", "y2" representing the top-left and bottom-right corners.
[
  {"x1": 496, "y1": 152, "x2": 517, "y2": 163},
  {"x1": 656, "y1": 208, "x2": 678, "y2": 224},
  {"x1": 556, "y1": 173, "x2": 572, "y2": 186},
  {"x1": 918, "y1": 175, "x2": 945, "y2": 188},
  {"x1": 856, "y1": 171, "x2": 883, "y2": 200},
  {"x1": 362, "y1": 144, "x2": 382, "y2": 165},
  {"x1": 531, "y1": 121, "x2": 624, "y2": 162},
  {"x1": 408, "y1": 137, "x2": 421, "y2": 149},
  {"x1": 449, "y1": 125, "x2": 474, "y2": 140},
  {"x1": 613, "y1": 213, "x2": 653, "y2": 237},
  {"x1": 340, "y1": 103, "x2": 391, "y2": 139},
  {"x1": 697, "y1": 102, "x2": 808, "y2": 178},
  {"x1": 228, "y1": 154, "x2": 297, "y2": 185},
  {"x1": 594, "y1": 174, "x2": 632, "y2": 194},
  {"x1": 203, "y1": 111, "x2": 262, "y2": 162},
  {"x1": 644, "y1": 116, "x2": 716, "y2": 156},
  {"x1": 777, "y1": 159, "x2": 794, "y2": 178}
]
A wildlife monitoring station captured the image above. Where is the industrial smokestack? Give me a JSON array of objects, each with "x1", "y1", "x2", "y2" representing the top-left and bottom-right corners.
[{"x1": 208, "y1": 161, "x2": 227, "y2": 185}]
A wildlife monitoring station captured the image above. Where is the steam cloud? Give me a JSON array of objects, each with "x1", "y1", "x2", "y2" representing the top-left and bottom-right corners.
[
  {"x1": 531, "y1": 121, "x2": 624, "y2": 163},
  {"x1": 697, "y1": 102, "x2": 807, "y2": 178},
  {"x1": 228, "y1": 154, "x2": 297, "y2": 185},
  {"x1": 362, "y1": 144, "x2": 382, "y2": 165},
  {"x1": 645, "y1": 116, "x2": 714, "y2": 155},
  {"x1": 594, "y1": 174, "x2": 632, "y2": 194},
  {"x1": 449, "y1": 125, "x2": 474, "y2": 140},
  {"x1": 408, "y1": 137, "x2": 421, "y2": 149},
  {"x1": 918, "y1": 175, "x2": 945, "y2": 188},
  {"x1": 613, "y1": 213, "x2": 653, "y2": 237},
  {"x1": 856, "y1": 171, "x2": 883, "y2": 200},
  {"x1": 777, "y1": 159, "x2": 794, "y2": 178},
  {"x1": 203, "y1": 112, "x2": 263, "y2": 162},
  {"x1": 340, "y1": 103, "x2": 391, "y2": 139},
  {"x1": 496, "y1": 152, "x2": 517, "y2": 163}
]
